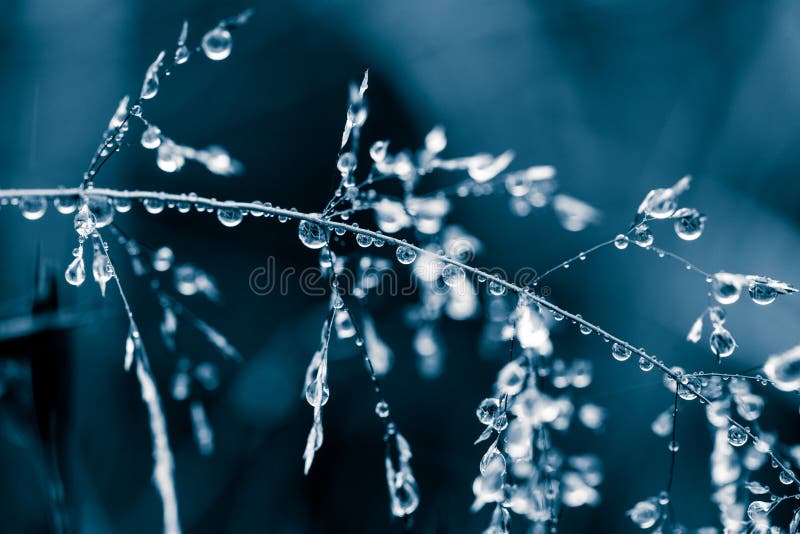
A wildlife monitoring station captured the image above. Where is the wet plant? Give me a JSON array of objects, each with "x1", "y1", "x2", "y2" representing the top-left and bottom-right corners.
[{"x1": 2, "y1": 9, "x2": 800, "y2": 534}]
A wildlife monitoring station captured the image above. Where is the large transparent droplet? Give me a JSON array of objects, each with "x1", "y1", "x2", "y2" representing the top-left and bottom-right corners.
[
  {"x1": 65, "y1": 251, "x2": 86, "y2": 287},
  {"x1": 217, "y1": 206, "x2": 243, "y2": 227},
  {"x1": 673, "y1": 208, "x2": 704, "y2": 241},
  {"x1": 476, "y1": 398, "x2": 501, "y2": 426},
  {"x1": 201, "y1": 27, "x2": 232, "y2": 61},
  {"x1": 395, "y1": 245, "x2": 417, "y2": 265},
  {"x1": 611, "y1": 342, "x2": 631, "y2": 362},
  {"x1": 298, "y1": 220, "x2": 327, "y2": 249},
  {"x1": 748, "y1": 281, "x2": 777, "y2": 306},
  {"x1": 141, "y1": 125, "x2": 162, "y2": 149},
  {"x1": 88, "y1": 196, "x2": 114, "y2": 227},
  {"x1": 709, "y1": 327, "x2": 736, "y2": 358},
  {"x1": 20, "y1": 196, "x2": 47, "y2": 220},
  {"x1": 157, "y1": 141, "x2": 185, "y2": 173},
  {"x1": 441, "y1": 264, "x2": 465, "y2": 287},
  {"x1": 613, "y1": 234, "x2": 629, "y2": 250},
  {"x1": 143, "y1": 198, "x2": 165, "y2": 214},
  {"x1": 711, "y1": 273, "x2": 742, "y2": 305},
  {"x1": 54, "y1": 196, "x2": 79, "y2": 214},
  {"x1": 627, "y1": 499, "x2": 659, "y2": 529}
]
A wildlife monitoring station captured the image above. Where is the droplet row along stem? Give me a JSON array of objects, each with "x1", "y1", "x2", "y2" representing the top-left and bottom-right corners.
[{"x1": 2, "y1": 185, "x2": 797, "y2": 489}]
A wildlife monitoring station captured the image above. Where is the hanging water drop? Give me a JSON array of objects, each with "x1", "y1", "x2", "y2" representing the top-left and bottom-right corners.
[
  {"x1": 65, "y1": 249, "x2": 86, "y2": 286},
  {"x1": 779, "y1": 470, "x2": 795, "y2": 485},
  {"x1": 20, "y1": 196, "x2": 47, "y2": 220},
  {"x1": 54, "y1": 196, "x2": 79, "y2": 214},
  {"x1": 356, "y1": 233, "x2": 373, "y2": 248},
  {"x1": 611, "y1": 343, "x2": 631, "y2": 362},
  {"x1": 141, "y1": 125, "x2": 162, "y2": 149},
  {"x1": 375, "y1": 400, "x2": 390, "y2": 418},
  {"x1": 673, "y1": 208, "x2": 705, "y2": 241},
  {"x1": 748, "y1": 280, "x2": 778, "y2": 306},
  {"x1": 337, "y1": 152, "x2": 357, "y2": 176},
  {"x1": 298, "y1": 220, "x2": 327, "y2": 249},
  {"x1": 441, "y1": 264, "x2": 465, "y2": 287},
  {"x1": 627, "y1": 499, "x2": 659, "y2": 529},
  {"x1": 614, "y1": 234, "x2": 629, "y2": 250},
  {"x1": 217, "y1": 206, "x2": 243, "y2": 227},
  {"x1": 638, "y1": 357, "x2": 654, "y2": 372},
  {"x1": 143, "y1": 198, "x2": 165, "y2": 214},
  {"x1": 140, "y1": 50, "x2": 164, "y2": 100},
  {"x1": 631, "y1": 225, "x2": 654, "y2": 247},
  {"x1": 711, "y1": 273, "x2": 742, "y2": 305},
  {"x1": 710, "y1": 327, "x2": 736, "y2": 358},
  {"x1": 87, "y1": 196, "x2": 114, "y2": 227},
  {"x1": 157, "y1": 141, "x2": 185, "y2": 173},
  {"x1": 476, "y1": 398, "x2": 501, "y2": 426},
  {"x1": 488, "y1": 281, "x2": 506, "y2": 296},
  {"x1": 201, "y1": 26, "x2": 233, "y2": 60},
  {"x1": 395, "y1": 245, "x2": 417, "y2": 265}
]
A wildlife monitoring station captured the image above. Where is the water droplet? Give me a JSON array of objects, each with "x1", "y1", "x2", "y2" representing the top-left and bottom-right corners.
[
  {"x1": 153, "y1": 247, "x2": 174, "y2": 272},
  {"x1": 611, "y1": 342, "x2": 631, "y2": 362},
  {"x1": 375, "y1": 400, "x2": 390, "y2": 418},
  {"x1": 305, "y1": 381, "x2": 330, "y2": 407},
  {"x1": 441, "y1": 264, "x2": 465, "y2": 287},
  {"x1": 780, "y1": 470, "x2": 795, "y2": 485},
  {"x1": 673, "y1": 208, "x2": 705, "y2": 241},
  {"x1": 627, "y1": 499, "x2": 659, "y2": 529},
  {"x1": 356, "y1": 233, "x2": 373, "y2": 247},
  {"x1": 143, "y1": 198, "x2": 165, "y2": 214},
  {"x1": 140, "y1": 50, "x2": 164, "y2": 100},
  {"x1": 726, "y1": 424, "x2": 747, "y2": 447},
  {"x1": 54, "y1": 196, "x2": 79, "y2": 214},
  {"x1": 217, "y1": 205, "x2": 243, "y2": 227},
  {"x1": 157, "y1": 141, "x2": 185, "y2": 173},
  {"x1": 710, "y1": 327, "x2": 736, "y2": 358},
  {"x1": 668, "y1": 440, "x2": 680, "y2": 452},
  {"x1": 175, "y1": 45, "x2": 190, "y2": 64},
  {"x1": 337, "y1": 152, "x2": 357, "y2": 176},
  {"x1": 114, "y1": 198, "x2": 132, "y2": 213},
  {"x1": 631, "y1": 224, "x2": 654, "y2": 247},
  {"x1": 298, "y1": 220, "x2": 327, "y2": 249},
  {"x1": 20, "y1": 196, "x2": 46, "y2": 220},
  {"x1": 88, "y1": 196, "x2": 114, "y2": 227},
  {"x1": 712, "y1": 273, "x2": 742, "y2": 305},
  {"x1": 65, "y1": 250, "x2": 86, "y2": 286},
  {"x1": 73, "y1": 205, "x2": 97, "y2": 237},
  {"x1": 614, "y1": 234, "x2": 629, "y2": 250},
  {"x1": 476, "y1": 398, "x2": 501, "y2": 426},
  {"x1": 92, "y1": 246, "x2": 113, "y2": 295},
  {"x1": 639, "y1": 357, "x2": 654, "y2": 371},
  {"x1": 395, "y1": 245, "x2": 417, "y2": 265},
  {"x1": 201, "y1": 26, "x2": 232, "y2": 60},
  {"x1": 749, "y1": 281, "x2": 778, "y2": 306},
  {"x1": 370, "y1": 140, "x2": 388, "y2": 162},
  {"x1": 497, "y1": 361, "x2": 526, "y2": 395},
  {"x1": 552, "y1": 312, "x2": 564, "y2": 321},
  {"x1": 579, "y1": 323, "x2": 592, "y2": 335},
  {"x1": 488, "y1": 280, "x2": 506, "y2": 296},
  {"x1": 763, "y1": 346, "x2": 800, "y2": 392},
  {"x1": 141, "y1": 125, "x2": 162, "y2": 149}
]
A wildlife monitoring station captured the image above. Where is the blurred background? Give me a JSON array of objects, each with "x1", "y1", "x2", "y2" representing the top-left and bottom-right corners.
[{"x1": 0, "y1": 0, "x2": 799, "y2": 532}]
